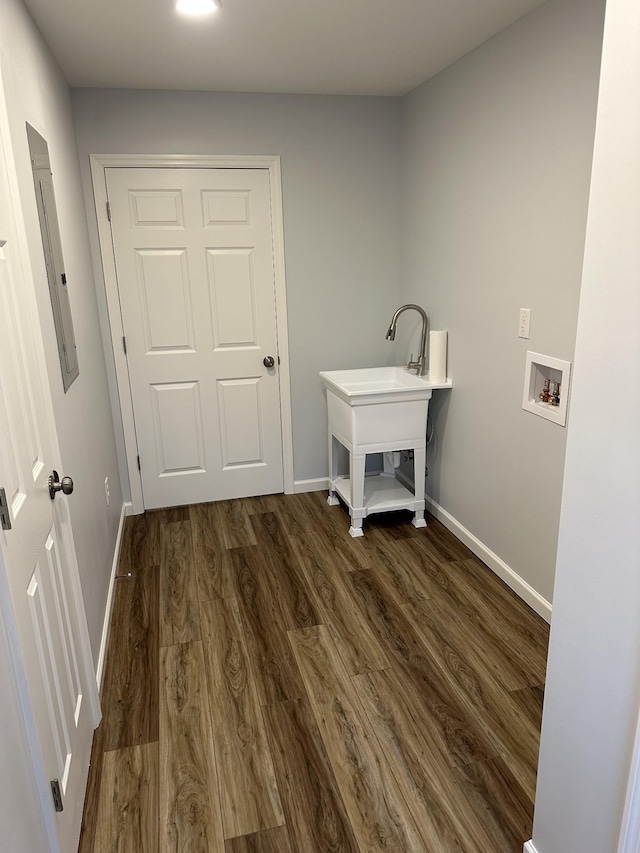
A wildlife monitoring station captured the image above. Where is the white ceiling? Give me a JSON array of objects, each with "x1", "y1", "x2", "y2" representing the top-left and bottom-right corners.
[{"x1": 23, "y1": 0, "x2": 547, "y2": 97}]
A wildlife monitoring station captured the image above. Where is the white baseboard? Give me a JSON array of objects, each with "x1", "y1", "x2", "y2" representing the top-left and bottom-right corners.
[
  {"x1": 524, "y1": 841, "x2": 539, "y2": 853},
  {"x1": 294, "y1": 477, "x2": 328, "y2": 494},
  {"x1": 95, "y1": 502, "x2": 128, "y2": 692},
  {"x1": 425, "y1": 497, "x2": 552, "y2": 623},
  {"x1": 123, "y1": 500, "x2": 135, "y2": 516}
]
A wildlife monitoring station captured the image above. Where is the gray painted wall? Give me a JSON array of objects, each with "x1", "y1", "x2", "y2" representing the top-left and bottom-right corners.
[
  {"x1": 399, "y1": 0, "x2": 605, "y2": 604},
  {"x1": 71, "y1": 89, "x2": 403, "y2": 490},
  {"x1": 0, "y1": 0, "x2": 123, "y2": 665},
  {"x1": 71, "y1": 0, "x2": 605, "y2": 615}
]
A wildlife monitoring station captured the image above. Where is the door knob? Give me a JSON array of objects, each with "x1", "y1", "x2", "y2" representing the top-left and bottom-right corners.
[
  {"x1": 263, "y1": 355, "x2": 275, "y2": 368},
  {"x1": 48, "y1": 470, "x2": 74, "y2": 500}
]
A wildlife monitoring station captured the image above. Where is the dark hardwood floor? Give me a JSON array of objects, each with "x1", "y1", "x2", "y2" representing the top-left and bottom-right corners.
[{"x1": 79, "y1": 491, "x2": 548, "y2": 852}]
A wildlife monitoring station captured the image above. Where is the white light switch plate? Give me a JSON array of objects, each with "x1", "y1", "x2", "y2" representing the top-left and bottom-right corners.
[{"x1": 519, "y1": 308, "x2": 531, "y2": 339}]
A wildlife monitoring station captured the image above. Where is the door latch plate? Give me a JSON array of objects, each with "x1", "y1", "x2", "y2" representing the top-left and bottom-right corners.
[
  {"x1": 0, "y1": 488, "x2": 11, "y2": 530},
  {"x1": 50, "y1": 778, "x2": 64, "y2": 812}
]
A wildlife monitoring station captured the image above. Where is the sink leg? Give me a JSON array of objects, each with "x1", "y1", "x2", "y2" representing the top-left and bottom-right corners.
[
  {"x1": 412, "y1": 510, "x2": 427, "y2": 529},
  {"x1": 327, "y1": 433, "x2": 340, "y2": 505},
  {"x1": 349, "y1": 521, "x2": 364, "y2": 538},
  {"x1": 412, "y1": 446, "x2": 427, "y2": 529},
  {"x1": 349, "y1": 453, "x2": 366, "y2": 537}
]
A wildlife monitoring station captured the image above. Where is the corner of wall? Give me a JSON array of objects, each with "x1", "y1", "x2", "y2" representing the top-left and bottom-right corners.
[{"x1": 95, "y1": 501, "x2": 128, "y2": 692}]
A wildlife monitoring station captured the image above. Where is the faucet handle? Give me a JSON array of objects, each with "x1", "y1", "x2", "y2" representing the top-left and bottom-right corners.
[{"x1": 406, "y1": 353, "x2": 426, "y2": 374}]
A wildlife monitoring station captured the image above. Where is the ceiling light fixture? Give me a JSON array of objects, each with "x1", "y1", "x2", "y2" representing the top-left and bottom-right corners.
[{"x1": 175, "y1": 0, "x2": 221, "y2": 17}]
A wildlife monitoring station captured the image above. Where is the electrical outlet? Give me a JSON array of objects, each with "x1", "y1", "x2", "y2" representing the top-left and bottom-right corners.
[
  {"x1": 519, "y1": 308, "x2": 531, "y2": 339},
  {"x1": 104, "y1": 476, "x2": 110, "y2": 506}
]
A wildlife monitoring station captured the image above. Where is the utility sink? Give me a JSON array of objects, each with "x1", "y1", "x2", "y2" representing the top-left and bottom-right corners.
[
  {"x1": 320, "y1": 366, "x2": 452, "y2": 537},
  {"x1": 320, "y1": 366, "x2": 451, "y2": 405},
  {"x1": 320, "y1": 366, "x2": 451, "y2": 449}
]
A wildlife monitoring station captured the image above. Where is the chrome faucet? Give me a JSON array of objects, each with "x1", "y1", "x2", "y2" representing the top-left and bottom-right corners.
[{"x1": 385, "y1": 304, "x2": 429, "y2": 375}]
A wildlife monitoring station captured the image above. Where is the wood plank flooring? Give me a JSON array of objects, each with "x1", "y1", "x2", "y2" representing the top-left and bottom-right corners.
[{"x1": 80, "y1": 492, "x2": 548, "y2": 853}]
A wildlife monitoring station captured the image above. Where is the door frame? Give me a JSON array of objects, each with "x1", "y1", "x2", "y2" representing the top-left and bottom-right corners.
[
  {"x1": 90, "y1": 154, "x2": 294, "y2": 514},
  {"x1": 618, "y1": 705, "x2": 640, "y2": 853}
]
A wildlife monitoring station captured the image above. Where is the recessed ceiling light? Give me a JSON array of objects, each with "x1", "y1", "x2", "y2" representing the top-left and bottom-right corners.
[{"x1": 175, "y1": 0, "x2": 221, "y2": 17}]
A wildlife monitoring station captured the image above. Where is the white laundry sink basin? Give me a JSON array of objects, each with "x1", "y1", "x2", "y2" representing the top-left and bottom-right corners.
[
  {"x1": 320, "y1": 366, "x2": 442, "y2": 448},
  {"x1": 320, "y1": 366, "x2": 451, "y2": 406}
]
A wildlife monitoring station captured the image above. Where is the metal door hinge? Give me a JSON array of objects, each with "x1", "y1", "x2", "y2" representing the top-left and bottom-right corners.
[
  {"x1": 0, "y1": 488, "x2": 11, "y2": 530},
  {"x1": 106, "y1": 200, "x2": 111, "y2": 222},
  {"x1": 50, "y1": 779, "x2": 63, "y2": 812},
  {"x1": 137, "y1": 455, "x2": 141, "y2": 471},
  {"x1": 122, "y1": 335, "x2": 127, "y2": 355}
]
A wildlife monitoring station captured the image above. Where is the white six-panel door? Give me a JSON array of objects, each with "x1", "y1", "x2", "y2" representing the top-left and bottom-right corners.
[
  {"x1": 106, "y1": 167, "x2": 284, "y2": 509},
  {"x1": 0, "y1": 103, "x2": 98, "y2": 852}
]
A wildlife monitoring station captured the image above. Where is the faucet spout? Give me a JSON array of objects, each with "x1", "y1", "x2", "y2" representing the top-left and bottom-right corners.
[{"x1": 385, "y1": 304, "x2": 429, "y2": 375}]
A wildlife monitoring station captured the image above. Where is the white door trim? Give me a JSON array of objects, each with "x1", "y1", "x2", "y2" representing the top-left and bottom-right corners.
[
  {"x1": 618, "y1": 703, "x2": 640, "y2": 853},
  {"x1": 90, "y1": 154, "x2": 294, "y2": 514}
]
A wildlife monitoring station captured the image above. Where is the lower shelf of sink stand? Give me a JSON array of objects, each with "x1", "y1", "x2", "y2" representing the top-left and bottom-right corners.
[{"x1": 329, "y1": 472, "x2": 425, "y2": 535}]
